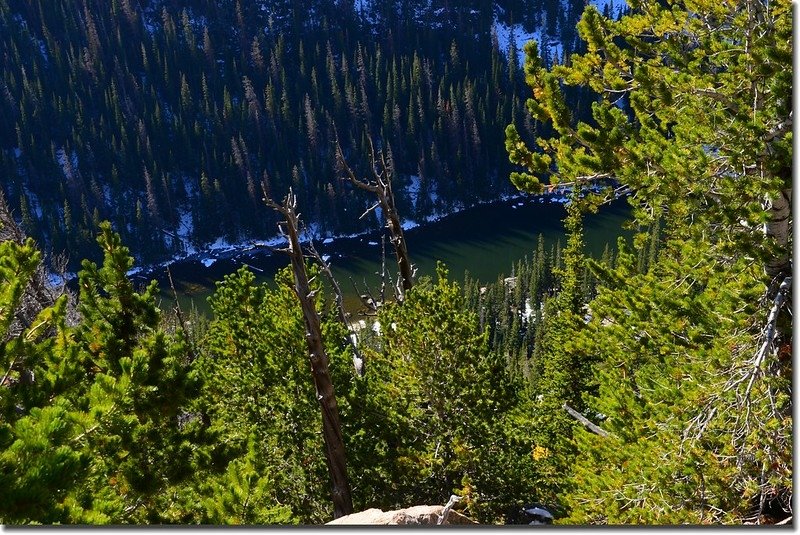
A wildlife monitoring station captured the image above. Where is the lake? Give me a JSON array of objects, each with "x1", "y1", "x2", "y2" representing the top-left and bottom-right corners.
[{"x1": 147, "y1": 196, "x2": 631, "y2": 316}]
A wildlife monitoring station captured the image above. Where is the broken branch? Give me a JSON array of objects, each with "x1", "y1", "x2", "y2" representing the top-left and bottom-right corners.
[{"x1": 563, "y1": 403, "x2": 616, "y2": 438}]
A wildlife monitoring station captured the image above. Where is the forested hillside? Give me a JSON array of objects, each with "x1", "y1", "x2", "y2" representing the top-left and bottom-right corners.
[
  {"x1": 0, "y1": 0, "x2": 792, "y2": 526},
  {"x1": 0, "y1": 0, "x2": 617, "y2": 268}
]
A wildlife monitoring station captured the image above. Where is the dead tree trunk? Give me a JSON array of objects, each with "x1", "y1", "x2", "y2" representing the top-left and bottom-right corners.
[
  {"x1": 335, "y1": 137, "x2": 414, "y2": 298},
  {"x1": 764, "y1": 186, "x2": 791, "y2": 280},
  {"x1": 265, "y1": 188, "x2": 354, "y2": 519}
]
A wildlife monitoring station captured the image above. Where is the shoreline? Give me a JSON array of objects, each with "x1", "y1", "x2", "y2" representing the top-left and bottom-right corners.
[
  {"x1": 51, "y1": 187, "x2": 581, "y2": 286},
  {"x1": 127, "y1": 191, "x2": 551, "y2": 280}
]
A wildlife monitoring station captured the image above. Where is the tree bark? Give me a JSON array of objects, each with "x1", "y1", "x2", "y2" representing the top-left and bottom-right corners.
[
  {"x1": 266, "y1": 189, "x2": 354, "y2": 519},
  {"x1": 765, "y1": 187, "x2": 791, "y2": 280},
  {"x1": 382, "y1": 178, "x2": 414, "y2": 294}
]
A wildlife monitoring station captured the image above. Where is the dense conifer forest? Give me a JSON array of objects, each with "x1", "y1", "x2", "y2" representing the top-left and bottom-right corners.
[
  {"x1": 0, "y1": 0, "x2": 792, "y2": 526},
  {"x1": 0, "y1": 0, "x2": 602, "y2": 268}
]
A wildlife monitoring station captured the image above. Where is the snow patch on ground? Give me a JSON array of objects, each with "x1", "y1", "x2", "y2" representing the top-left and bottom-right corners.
[
  {"x1": 55, "y1": 148, "x2": 72, "y2": 180},
  {"x1": 36, "y1": 38, "x2": 48, "y2": 64},
  {"x1": 25, "y1": 190, "x2": 43, "y2": 218},
  {"x1": 493, "y1": 18, "x2": 538, "y2": 66},
  {"x1": 493, "y1": 11, "x2": 564, "y2": 66},
  {"x1": 122, "y1": 175, "x2": 623, "y2": 282},
  {"x1": 208, "y1": 236, "x2": 234, "y2": 252},
  {"x1": 142, "y1": 18, "x2": 157, "y2": 35},
  {"x1": 176, "y1": 209, "x2": 197, "y2": 255},
  {"x1": 522, "y1": 298, "x2": 534, "y2": 321},
  {"x1": 407, "y1": 174, "x2": 421, "y2": 210},
  {"x1": 299, "y1": 222, "x2": 321, "y2": 242}
]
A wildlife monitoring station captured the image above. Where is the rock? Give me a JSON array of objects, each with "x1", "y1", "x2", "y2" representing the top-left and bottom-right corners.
[{"x1": 326, "y1": 505, "x2": 478, "y2": 525}]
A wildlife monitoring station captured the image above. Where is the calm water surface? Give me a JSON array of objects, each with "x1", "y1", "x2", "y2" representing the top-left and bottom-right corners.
[{"x1": 149, "y1": 197, "x2": 631, "y2": 316}]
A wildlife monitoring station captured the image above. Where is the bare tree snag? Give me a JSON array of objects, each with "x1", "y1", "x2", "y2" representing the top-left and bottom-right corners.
[
  {"x1": 437, "y1": 495, "x2": 462, "y2": 525},
  {"x1": 165, "y1": 264, "x2": 196, "y2": 363},
  {"x1": 264, "y1": 188, "x2": 354, "y2": 519},
  {"x1": 743, "y1": 275, "x2": 792, "y2": 402},
  {"x1": 349, "y1": 276, "x2": 378, "y2": 315},
  {"x1": 379, "y1": 235, "x2": 387, "y2": 305},
  {"x1": 335, "y1": 136, "x2": 414, "y2": 298}
]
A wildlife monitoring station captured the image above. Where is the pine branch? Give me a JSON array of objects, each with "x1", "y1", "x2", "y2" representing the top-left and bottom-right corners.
[
  {"x1": 1, "y1": 355, "x2": 18, "y2": 389},
  {"x1": 349, "y1": 276, "x2": 378, "y2": 314},
  {"x1": 359, "y1": 201, "x2": 381, "y2": 220},
  {"x1": 333, "y1": 130, "x2": 414, "y2": 294},
  {"x1": 334, "y1": 136, "x2": 380, "y2": 194}
]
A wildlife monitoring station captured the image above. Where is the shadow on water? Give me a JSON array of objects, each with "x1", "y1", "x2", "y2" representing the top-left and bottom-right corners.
[{"x1": 151, "y1": 197, "x2": 632, "y2": 317}]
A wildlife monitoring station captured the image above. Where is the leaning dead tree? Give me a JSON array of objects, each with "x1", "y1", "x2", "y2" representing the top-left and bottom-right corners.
[
  {"x1": 335, "y1": 136, "x2": 415, "y2": 299},
  {"x1": 684, "y1": 275, "x2": 793, "y2": 524},
  {"x1": 264, "y1": 187, "x2": 354, "y2": 519}
]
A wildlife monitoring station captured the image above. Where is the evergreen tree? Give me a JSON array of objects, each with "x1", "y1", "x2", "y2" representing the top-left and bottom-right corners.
[
  {"x1": 0, "y1": 0, "x2": 589, "y2": 267},
  {"x1": 198, "y1": 264, "x2": 354, "y2": 523},
  {"x1": 351, "y1": 264, "x2": 545, "y2": 523},
  {"x1": 508, "y1": 0, "x2": 792, "y2": 523},
  {"x1": 0, "y1": 223, "x2": 215, "y2": 524}
]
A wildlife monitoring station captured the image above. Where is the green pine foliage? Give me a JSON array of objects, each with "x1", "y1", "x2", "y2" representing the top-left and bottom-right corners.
[
  {"x1": 0, "y1": 239, "x2": 86, "y2": 523},
  {"x1": 0, "y1": 222, "x2": 573, "y2": 525},
  {"x1": 566, "y1": 238, "x2": 774, "y2": 524},
  {"x1": 196, "y1": 264, "x2": 356, "y2": 523},
  {"x1": 0, "y1": 0, "x2": 792, "y2": 525},
  {"x1": 195, "y1": 261, "x2": 550, "y2": 524},
  {"x1": 0, "y1": 223, "x2": 211, "y2": 523},
  {"x1": 66, "y1": 223, "x2": 206, "y2": 523},
  {"x1": 520, "y1": 202, "x2": 596, "y2": 508},
  {"x1": 507, "y1": 0, "x2": 792, "y2": 524},
  {"x1": 351, "y1": 264, "x2": 545, "y2": 523}
]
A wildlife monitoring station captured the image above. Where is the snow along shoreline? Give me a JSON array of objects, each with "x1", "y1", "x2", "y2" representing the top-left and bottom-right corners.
[{"x1": 49, "y1": 187, "x2": 582, "y2": 287}]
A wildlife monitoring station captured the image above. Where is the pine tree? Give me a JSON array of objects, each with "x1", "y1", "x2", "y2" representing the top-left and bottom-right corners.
[
  {"x1": 351, "y1": 264, "x2": 545, "y2": 523},
  {"x1": 508, "y1": 0, "x2": 792, "y2": 524},
  {"x1": 0, "y1": 223, "x2": 211, "y2": 524}
]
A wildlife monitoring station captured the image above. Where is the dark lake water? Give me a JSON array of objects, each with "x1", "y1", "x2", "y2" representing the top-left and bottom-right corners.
[{"x1": 147, "y1": 196, "x2": 631, "y2": 316}]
